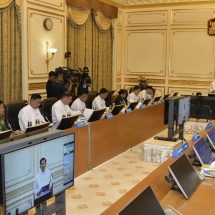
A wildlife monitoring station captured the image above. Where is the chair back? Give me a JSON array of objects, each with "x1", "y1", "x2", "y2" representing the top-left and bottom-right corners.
[
  {"x1": 85, "y1": 92, "x2": 97, "y2": 109},
  {"x1": 105, "y1": 90, "x2": 115, "y2": 107},
  {"x1": 5, "y1": 101, "x2": 28, "y2": 131},
  {"x1": 41, "y1": 97, "x2": 58, "y2": 122}
]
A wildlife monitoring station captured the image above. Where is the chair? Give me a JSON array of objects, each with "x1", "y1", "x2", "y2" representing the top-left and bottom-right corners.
[
  {"x1": 105, "y1": 90, "x2": 115, "y2": 107},
  {"x1": 129, "y1": 87, "x2": 134, "y2": 94},
  {"x1": 41, "y1": 97, "x2": 58, "y2": 122},
  {"x1": 85, "y1": 92, "x2": 97, "y2": 109},
  {"x1": 5, "y1": 101, "x2": 28, "y2": 131}
]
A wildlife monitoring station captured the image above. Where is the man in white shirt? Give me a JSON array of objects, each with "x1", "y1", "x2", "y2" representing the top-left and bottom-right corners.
[
  {"x1": 71, "y1": 90, "x2": 88, "y2": 111},
  {"x1": 92, "y1": 88, "x2": 108, "y2": 110},
  {"x1": 139, "y1": 86, "x2": 154, "y2": 101},
  {"x1": 210, "y1": 81, "x2": 215, "y2": 93},
  {"x1": 52, "y1": 92, "x2": 84, "y2": 128},
  {"x1": 18, "y1": 94, "x2": 45, "y2": 132},
  {"x1": 127, "y1": 86, "x2": 141, "y2": 103}
]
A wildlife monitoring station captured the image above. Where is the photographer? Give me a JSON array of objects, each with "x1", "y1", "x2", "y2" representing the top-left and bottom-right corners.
[
  {"x1": 78, "y1": 67, "x2": 92, "y2": 94},
  {"x1": 52, "y1": 70, "x2": 73, "y2": 99}
]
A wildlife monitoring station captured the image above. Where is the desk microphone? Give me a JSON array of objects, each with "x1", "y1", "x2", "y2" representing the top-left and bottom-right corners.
[{"x1": 8, "y1": 123, "x2": 15, "y2": 136}]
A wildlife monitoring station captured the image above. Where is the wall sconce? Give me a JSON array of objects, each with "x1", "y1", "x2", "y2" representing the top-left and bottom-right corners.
[
  {"x1": 65, "y1": 51, "x2": 71, "y2": 59},
  {"x1": 46, "y1": 41, "x2": 57, "y2": 71}
]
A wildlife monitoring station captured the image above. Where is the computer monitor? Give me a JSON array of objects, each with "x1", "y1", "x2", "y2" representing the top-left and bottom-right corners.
[
  {"x1": 88, "y1": 108, "x2": 106, "y2": 122},
  {"x1": 57, "y1": 115, "x2": 79, "y2": 130},
  {"x1": 111, "y1": 104, "x2": 124, "y2": 116},
  {"x1": 0, "y1": 130, "x2": 12, "y2": 140},
  {"x1": 206, "y1": 127, "x2": 215, "y2": 150},
  {"x1": 172, "y1": 92, "x2": 179, "y2": 97},
  {"x1": 177, "y1": 96, "x2": 190, "y2": 125},
  {"x1": 193, "y1": 137, "x2": 215, "y2": 165},
  {"x1": 152, "y1": 96, "x2": 161, "y2": 103},
  {"x1": 128, "y1": 101, "x2": 139, "y2": 110},
  {"x1": 208, "y1": 93, "x2": 215, "y2": 97},
  {"x1": 118, "y1": 186, "x2": 165, "y2": 215},
  {"x1": 142, "y1": 99, "x2": 151, "y2": 106},
  {"x1": 25, "y1": 122, "x2": 50, "y2": 133},
  {"x1": 168, "y1": 154, "x2": 201, "y2": 199}
]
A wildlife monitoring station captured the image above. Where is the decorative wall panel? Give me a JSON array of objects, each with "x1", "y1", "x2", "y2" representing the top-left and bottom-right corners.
[
  {"x1": 28, "y1": 9, "x2": 65, "y2": 78},
  {"x1": 126, "y1": 30, "x2": 166, "y2": 76},
  {"x1": 27, "y1": 0, "x2": 64, "y2": 10},
  {"x1": 171, "y1": 9, "x2": 215, "y2": 25},
  {"x1": 169, "y1": 29, "x2": 215, "y2": 78},
  {"x1": 126, "y1": 11, "x2": 168, "y2": 27},
  {"x1": 116, "y1": 30, "x2": 123, "y2": 75}
]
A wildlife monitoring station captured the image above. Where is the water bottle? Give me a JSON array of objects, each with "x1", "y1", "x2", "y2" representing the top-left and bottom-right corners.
[
  {"x1": 67, "y1": 112, "x2": 71, "y2": 117},
  {"x1": 28, "y1": 121, "x2": 32, "y2": 127}
]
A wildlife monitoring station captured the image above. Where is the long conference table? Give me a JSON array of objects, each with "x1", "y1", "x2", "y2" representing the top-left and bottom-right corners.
[
  {"x1": 101, "y1": 123, "x2": 215, "y2": 215},
  {"x1": 64, "y1": 103, "x2": 167, "y2": 178}
]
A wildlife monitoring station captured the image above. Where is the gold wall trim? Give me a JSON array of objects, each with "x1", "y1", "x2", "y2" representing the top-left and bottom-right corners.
[
  {"x1": 116, "y1": 78, "x2": 121, "y2": 83},
  {"x1": 124, "y1": 78, "x2": 138, "y2": 82},
  {"x1": 27, "y1": 0, "x2": 65, "y2": 11},
  {"x1": 147, "y1": 79, "x2": 165, "y2": 84},
  {"x1": 29, "y1": 82, "x2": 46, "y2": 90},
  {"x1": 169, "y1": 80, "x2": 211, "y2": 85}
]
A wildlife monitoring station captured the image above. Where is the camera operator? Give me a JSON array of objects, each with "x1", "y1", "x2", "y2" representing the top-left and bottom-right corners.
[
  {"x1": 78, "y1": 67, "x2": 92, "y2": 94},
  {"x1": 52, "y1": 70, "x2": 73, "y2": 99},
  {"x1": 46, "y1": 71, "x2": 56, "y2": 98}
]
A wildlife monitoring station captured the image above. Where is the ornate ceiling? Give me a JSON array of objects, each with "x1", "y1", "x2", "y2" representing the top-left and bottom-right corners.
[{"x1": 109, "y1": 0, "x2": 212, "y2": 6}]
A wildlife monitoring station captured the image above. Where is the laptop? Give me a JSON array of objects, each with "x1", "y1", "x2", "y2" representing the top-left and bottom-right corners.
[
  {"x1": 128, "y1": 101, "x2": 139, "y2": 110},
  {"x1": 118, "y1": 186, "x2": 181, "y2": 215},
  {"x1": 172, "y1": 92, "x2": 179, "y2": 97},
  {"x1": 193, "y1": 137, "x2": 215, "y2": 165},
  {"x1": 151, "y1": 96, "x2": 162, "y2": 103},
  {"x1": 0, "y1": 130, "x2": 12, "y2": 140},
  {"x1": 25, "y1": 122, "x2": 50, "y2": 133},
  {"x1": 57, "y1": 115, "x2": 79, "y2": 130},
  {"x1": 142, "y1": 98, "x2": 151, "y2": 106},
  {"x1": 111, "y1": 104, "x2": 125, "y2": 116},
  {"x1": 162, "y1": 94, "x2": 170, "y2": 100},
  {"x1": 168, "y1": 154, "x2": 201, "y2": 199},
  {"x1": 206, "y1": 127, "x2": 215, "y2": 150},
  {"x1": 88, "y1": 108, "x2": 106, "y2": 122}
]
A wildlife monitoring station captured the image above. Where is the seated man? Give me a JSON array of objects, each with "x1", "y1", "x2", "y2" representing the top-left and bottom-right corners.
[
  {"x1": 92, "y1": 88, "x2": 108, "y2": 110},
  {"x1": 139, "y1": 86, "x2": 154, "y2": 101},
  {"x1": 46, "y1": 71, "x2": 56, "y2": 98},
  {"x1": 127, "y1": 85, "x2": 140, "y2": 103},
  {"x1": 18, "y1": 94, "x2": 45, "y2": 132},
  {"x1": 52, "y1": 92, "x2": 85, "y2": 128},
  {"x1": 71, "y1": 90, "x2": 88, "y2": 111},
  {"x1": 52, "y1": 70, "x2": 73, "y2": 99}
]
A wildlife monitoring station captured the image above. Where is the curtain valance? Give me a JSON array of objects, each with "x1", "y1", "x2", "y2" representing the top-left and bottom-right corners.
[{"x1": 0, "y1": 0, "x2": 13, "y2": 9}]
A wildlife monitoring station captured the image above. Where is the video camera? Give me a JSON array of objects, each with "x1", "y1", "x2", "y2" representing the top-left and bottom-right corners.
[{"x1": 55, "y1": 67, "x2": 81, "y2": 84}]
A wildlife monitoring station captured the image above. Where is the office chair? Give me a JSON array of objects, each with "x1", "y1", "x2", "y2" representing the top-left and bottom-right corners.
[
  {"x1": 129, "y1": 87, "x2": 134, "y2": 94},
  {"x1": 85, "y1": 92, "x2": 97, "y2": 109},
  {"x1": 105, "y1": 90, "x2": 115, "y2": 107},
  {"x1": 5, "y1": 101, "x2": 28, "y2": 131},
  {"x1": 41, "y1": 97, "x2": 58, "y2": 122}
]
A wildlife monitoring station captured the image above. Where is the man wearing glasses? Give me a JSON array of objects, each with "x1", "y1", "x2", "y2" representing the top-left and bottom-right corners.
[
  {"x1": 52, "y1": 92, "x2": 85, "y2": 129},
  {"x1": 18, "y1": 94, "x2": 45, "y2": 132}
]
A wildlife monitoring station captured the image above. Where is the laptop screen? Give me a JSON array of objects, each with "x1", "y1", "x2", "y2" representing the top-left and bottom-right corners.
[
  {"x1": 206, "y1": 127, "x2": 215, "y2": 150},
  {"x1": 168, "y1": 154, "x2": 201, "y2": 199},
  {"x1": 193, "y1": 137, "x2": 214, "y2": 165},
  {"x1": 118, "y1": 186, "x2": 165, "y2": 215}
]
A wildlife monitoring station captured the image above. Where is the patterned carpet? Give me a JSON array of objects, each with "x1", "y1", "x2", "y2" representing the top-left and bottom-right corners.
[{"x1": 66, "y1": 143, "x2": 160, "y2": 215}]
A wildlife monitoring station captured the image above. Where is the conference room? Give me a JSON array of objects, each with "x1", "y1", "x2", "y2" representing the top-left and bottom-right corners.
[{"x1": 1, "y1": 0, "x2": 215, "y2": 214}]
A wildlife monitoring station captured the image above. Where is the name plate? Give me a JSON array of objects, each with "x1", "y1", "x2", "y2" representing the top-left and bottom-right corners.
[
  {"x1": 139, "y1": 104, "x2": 146, "y2": 110},
  {"x1": 183, "y1": 142, "x2": 189, "y2": 151},
  {"x1": 104, "y1": 113, "x2": 113, "y2": 119},
  {"x1": 74, "y1": 121, "x2": 86, "y2": 128},
  {"x1": 172, "y1": 145, "x2": 183, "y2": 157},
  {"x1": 125, "y1": 108, "x2": 132, "y2": 113},
  {"x1": 191, "y1": 132, "x2": 200, "y2": 141},
  {"x1": 205, "y1": 122, "x2": 212, "y2": 130}
]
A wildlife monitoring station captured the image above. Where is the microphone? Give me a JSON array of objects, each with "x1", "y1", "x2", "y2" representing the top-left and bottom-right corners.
[
  {"x1": 7, "y1": 123, "x2": 15, "y2": 136},
  {"x1": 45, "y1": 116, "x2": 50, "y2": 122}
]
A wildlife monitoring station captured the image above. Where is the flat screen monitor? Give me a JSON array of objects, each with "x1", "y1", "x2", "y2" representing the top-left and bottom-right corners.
[
  {"x1": 177, "y1": 96, "x2": 190, "y2": 125},
  {"x1": 0, "y1": 130, "x2": 12, "y2": 140},
  {"x1": 0, "y1": 133, "x2": 75, "y2": 215},
  {"x1": 118, "y1": 186, "x2": 165, "y2": 215},
  {"x1": 57, "y1": 115, "x2": 79, "y2": 130},
  {"x1": 88, "y1": 108, "x2": 106, "y2": 122},
  {"x1": 168, "y1": 154, "x2": 201, "y2": 199},
  {"x1": 208, "y1": 93, "x2": 215, "y2": 97},
  {"x1": 206, "y1": 127, "x2": 215, "y2": 150},
  {"x1": 142, "y1": 98, "x2": 151, "y2": 106},
  {"x1": 25, "y1": 122, "x2": 50, "y2": 133},
  {"x1": 152, "y1": 96, "x2": 161, "y2": 103},
  {"x1": 128, "y1": 101, "x2": 139, "y2": 110},
  {"x1": 193, "y1": 137, "x2": 215, "y2": 165},
  {"x1": 172, "y1": 92, "x2": 179, "y2": 97},
  {"x1": 111, "y1": 104, "x2": 124, "y2": 116}
]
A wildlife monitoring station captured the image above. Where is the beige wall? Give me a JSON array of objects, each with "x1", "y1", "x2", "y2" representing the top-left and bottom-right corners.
[{"x1": 113, "y1": 3, "x2": 215, "y2": 97}]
